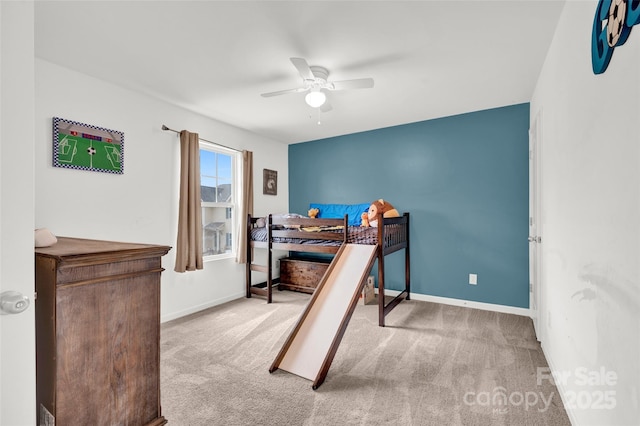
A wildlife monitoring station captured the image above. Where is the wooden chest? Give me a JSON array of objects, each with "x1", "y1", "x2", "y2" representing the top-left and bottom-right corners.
[{"x1": 278, "y1": 256, "x2": 332, "y2": 293}]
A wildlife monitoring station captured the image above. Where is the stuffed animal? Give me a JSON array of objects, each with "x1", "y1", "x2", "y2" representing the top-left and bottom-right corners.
[
  {"x1": 361, "y1": 199, "x2": 399, "y2": 227},
  {"x1": 308, "y1": 208, "x2": 319, "y2": 218}
]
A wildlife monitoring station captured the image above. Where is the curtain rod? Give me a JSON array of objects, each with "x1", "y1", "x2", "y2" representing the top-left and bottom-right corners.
[{"x1": 162, "y1": 125, "x2": 241, "y2": 153}]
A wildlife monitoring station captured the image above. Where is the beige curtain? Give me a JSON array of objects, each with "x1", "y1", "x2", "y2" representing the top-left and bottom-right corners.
[
  {"x1": 235, "y1": 150, "x2": 253, "y2": 263},
  {"x1": 175, "y1": 130, "x2": 203, "y2": 272}
]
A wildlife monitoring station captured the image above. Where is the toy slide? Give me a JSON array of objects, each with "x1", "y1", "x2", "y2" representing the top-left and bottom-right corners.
[{"x1": 269, "y1": 243, "x2": 378, "y2": 389}]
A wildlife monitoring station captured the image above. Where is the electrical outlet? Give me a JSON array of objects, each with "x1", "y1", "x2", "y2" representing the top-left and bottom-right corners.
[
  {"x1": 469, "y1": 274, "x2": 477, "y2": 285},
  {"x1": 275, "y1": 260, "x2": 280, "y2": 269}
]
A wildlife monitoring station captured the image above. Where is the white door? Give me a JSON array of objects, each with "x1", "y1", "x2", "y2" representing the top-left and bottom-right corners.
[
  {"x1": 529, "y1": 111, "x2": 543, "y2": 342},
  {"x1": 0, "y1": 2, "x2": 37, "y2": 425}
]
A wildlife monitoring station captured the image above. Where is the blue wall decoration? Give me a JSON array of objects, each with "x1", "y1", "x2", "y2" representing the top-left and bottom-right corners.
[
  {"x1": 289, "y1": 104, "x2": 530, "y2": 308},
  {"x1": 592, "y1": 0, "x2": 640, "y2": 74}
]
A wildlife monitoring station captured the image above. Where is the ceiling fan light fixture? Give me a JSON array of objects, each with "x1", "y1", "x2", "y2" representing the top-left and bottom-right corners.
[{"x1": 305, "y1": 90, "x2": 326, "y2": 108}]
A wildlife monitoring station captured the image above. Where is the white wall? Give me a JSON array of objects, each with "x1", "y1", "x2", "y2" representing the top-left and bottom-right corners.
[
  {"x1": 35, "y1": 59, "x2": 289, "y2": 322},
  {"x1": 531, "y1": 2, "x2": 639, "y2": 425}
]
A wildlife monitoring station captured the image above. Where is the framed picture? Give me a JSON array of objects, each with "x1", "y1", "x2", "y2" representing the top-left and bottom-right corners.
[
  {"x1": 52, "y1": 117, "x2": 124, "y2": 174},
  {"x1": 263, "y1": 169, "x2": 277, "y2": 195}
]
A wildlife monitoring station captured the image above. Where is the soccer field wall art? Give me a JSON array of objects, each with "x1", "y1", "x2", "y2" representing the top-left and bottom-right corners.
[{"x1": 53, "y1": 117, "x2": 124, "y2": 174}]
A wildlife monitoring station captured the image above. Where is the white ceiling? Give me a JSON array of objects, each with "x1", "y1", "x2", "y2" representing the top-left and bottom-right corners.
[{"x1": 34, "y1": 1, "x2": 566, "y2": 144}]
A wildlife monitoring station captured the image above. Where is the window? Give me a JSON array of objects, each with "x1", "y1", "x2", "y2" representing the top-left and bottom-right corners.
[{"x1": 200, "y1": 143, "x2": 240, "y2": 259}]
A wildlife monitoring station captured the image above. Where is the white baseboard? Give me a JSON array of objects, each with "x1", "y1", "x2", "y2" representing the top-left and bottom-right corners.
[
  {"x1": 164, "y1": 290, "x2": 531, "y2": 322},
  {"x1": 161, "y1": 291, "x2": 245, "y2": 323},
  {"x1": 380, "y1": 289, "x2": 532, "y2": 318}
]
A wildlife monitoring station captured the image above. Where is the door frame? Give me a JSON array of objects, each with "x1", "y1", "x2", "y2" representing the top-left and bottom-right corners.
[
  {"x1": 529, "y1": 110, "x2": 543, "y2": 342},
  {"x1": 0, "y1": 2, "x2": 37, "y2": 425}
]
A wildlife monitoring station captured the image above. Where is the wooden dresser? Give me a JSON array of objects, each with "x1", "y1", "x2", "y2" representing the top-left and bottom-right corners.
[
  {"x1": 35, "y1": 237, "x2": 171, "y2": 426},
  {"x1": 278, "y1": 256, "x2": 332, "y2": 294}
]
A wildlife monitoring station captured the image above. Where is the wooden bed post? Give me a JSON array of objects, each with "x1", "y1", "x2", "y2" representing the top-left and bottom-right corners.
[
  {"x1": 245, "y1": 214, "x2": 252, "y2": 298},
  {"x1": 266, "y1": 214, "x2": 273, "y2": 303},
  {"x1": 405, "y1": 212, "x2": 411, "y2": 300},
  {"x1": 376, "y1": 212, "x2": 385, "y2": 327}
]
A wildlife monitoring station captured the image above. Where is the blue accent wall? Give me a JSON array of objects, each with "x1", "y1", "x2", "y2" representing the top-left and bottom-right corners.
[{"x1": 289, "y1": 103, "x2": 530, "y2": 308}]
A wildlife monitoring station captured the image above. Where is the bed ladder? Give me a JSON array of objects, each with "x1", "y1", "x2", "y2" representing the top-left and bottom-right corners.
[{"x1": 245, "y1": 214, "x2": 275, "y2": 303}]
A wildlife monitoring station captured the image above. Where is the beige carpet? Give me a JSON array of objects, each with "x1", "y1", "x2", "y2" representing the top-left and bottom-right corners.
[{"x1": 160, "y1": 291, "x2": 570, "y2": 425}]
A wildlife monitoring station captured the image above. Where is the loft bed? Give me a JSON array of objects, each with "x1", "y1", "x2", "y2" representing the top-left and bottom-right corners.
[{"x1": 245, "y1": 211, "x2": 410, "y2": 327}]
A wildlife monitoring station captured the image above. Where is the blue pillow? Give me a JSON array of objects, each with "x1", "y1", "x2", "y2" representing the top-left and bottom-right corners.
[{"x1": 309, "y1": 203, "x2": 370, "y2": 227}]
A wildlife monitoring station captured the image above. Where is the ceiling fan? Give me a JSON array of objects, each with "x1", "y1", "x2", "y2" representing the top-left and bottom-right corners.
[{"x1": 261, "y1": 57, "x2": 374, "y2": 112}]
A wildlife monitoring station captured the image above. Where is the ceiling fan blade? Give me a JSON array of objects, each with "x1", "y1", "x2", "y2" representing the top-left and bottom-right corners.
[
  {"x1": 329, "y1": 78, "x2": 374, "y2": 91},
  {"x1": 261, "y1": 87, "x2": 307, "y2": 98},
  {"x1": 290, "y1": 57, "x2": 315, "y2": 81}
]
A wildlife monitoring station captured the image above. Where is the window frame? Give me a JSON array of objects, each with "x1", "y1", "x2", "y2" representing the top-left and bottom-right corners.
[{"x1": 200, "y1": 141, "x2": 240, "y2": 262}]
